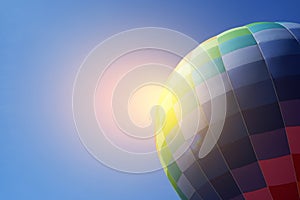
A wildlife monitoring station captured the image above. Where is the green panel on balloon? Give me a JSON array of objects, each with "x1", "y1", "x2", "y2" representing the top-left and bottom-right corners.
[
  {"x1": 218, "y1": 34, "x2": 257, "y2": 55},
  {"x1": 247, "y1": 22, "x2": 285, "y2": 33},
  {"x1": 218, "y1": 27, "x2": 251, "y2": 43}
]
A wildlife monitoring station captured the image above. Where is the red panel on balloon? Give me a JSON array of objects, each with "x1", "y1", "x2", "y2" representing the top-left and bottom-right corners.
[
  {"x1": 259, "y1": 155, "x2": 296, "y2": 186},
  {"x1": 286, "y1": 126, "x2": 300, "y2": 154},
  {"x1": 299, "y1": 182, "x2": 300, "y2": 197},
  {"x1": 269, "y1": 182, "x2": 299, "y2": 199},
  {"x1": 243, "y1": 187, "x2": 273, "y2": 200},
  {"x1": 292, "y1": 154, "x2": 300, "y2": 181}
]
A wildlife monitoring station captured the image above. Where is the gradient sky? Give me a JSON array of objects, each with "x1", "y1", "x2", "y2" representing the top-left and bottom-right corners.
[{"x1": 1, "y1": 0, "x2": 300, "y2": 199}]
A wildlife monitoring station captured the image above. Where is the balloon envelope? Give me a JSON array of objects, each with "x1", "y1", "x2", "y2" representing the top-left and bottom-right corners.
[{"x1": 156, "y1": 22, "x2": 300, "y2": 200}]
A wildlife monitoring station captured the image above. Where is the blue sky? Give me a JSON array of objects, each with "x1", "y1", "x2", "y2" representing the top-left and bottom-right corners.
[{"x1": 1, "y1": 0, "x2": 300, "y2": 199}]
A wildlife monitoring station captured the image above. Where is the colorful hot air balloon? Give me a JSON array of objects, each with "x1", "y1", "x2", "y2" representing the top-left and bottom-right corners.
[{"x1": 155, "y1": 22, "x2": 300, "y2": 200}]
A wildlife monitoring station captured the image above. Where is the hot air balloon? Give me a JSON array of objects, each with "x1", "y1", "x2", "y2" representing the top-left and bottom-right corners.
[{"x1": 155, "y1": 22, "x2": 300, "y2": 200}]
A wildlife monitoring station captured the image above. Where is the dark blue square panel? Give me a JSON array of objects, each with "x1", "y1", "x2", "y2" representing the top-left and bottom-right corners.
[
  {"x1": 197, "y1": 182, "x2": 221, "y2": 200},
  {"x1": 184, "y1": 162, "x2": 207, "y2": 191},
  {"x1": 234, "y1": 79, "x2": 278, "y2": 110},
  {"x1": 280, "y1": 100, "x2": 300, "y2": 127},
  {"x1": 220, "y1": 136, "x2": 257, "y2": 169},
  {"x1": 198, "y1": 146, "x2": 229, "y2": 180},
  {"x1": 232, "y1": 162, "x2": 266, "y2": 193},
  {"x1": 250, "y1": 128, "x2": 290, "y2": 160},
  {"x1": 242, "y1": 103, "x2": 284, "y2": 135},
  {"x1": 210, "y1": 172, "x2": 242, "y2": 199},
  {"x1": 217, "y1": 113, "x2": 248, "y2": 147},
  {"x1": 273, "y1": 75, "x2": 300, "y2": 101},
  {"x1": 265, "y1": 54, "x2": 300, "y2": 79},
  {"x1": 227, "y1": 59, "x2": 270, "y2": 89},
  {"x1": 202, "y1": 93, "x2": 228, "y2": 122},
  {"x1": 258, "y1": 39, "x2": 300, "y2": 59}
]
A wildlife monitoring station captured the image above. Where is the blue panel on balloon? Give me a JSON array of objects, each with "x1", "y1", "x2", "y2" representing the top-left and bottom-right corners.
[
  {"x1": 198, "y1": 146, "x2": 229, "y2": 180},
  {"x1": 280, "y1": 100, "x2": 300, "y2": 126},
  {"x1": 273, "y1": 75, "x2": 300, "y2": 101},
  {"x1": 250, "y1": 128, "x2": 290, "y2": 160},
  {"x1": 220, "y1": 137, "x2": 257, "y2": 169},
  {"x1": 234, "y1": 79, "x2": 278, "y2": 110},
  {"x1": 253, "y1": 28, "x2": 294, "y2": 43},
  {"x1": 198, "y1": 182, "x2": 222, "y2": 200},
  {"x1": 227, "y1": 60, "x2": 270, "y2": 89},
  {"x1": 265, "y1": 54, "x2": 300, "y2": 78},
  {"x1": 210, "y1": 172, "x2": 242, "y2": 199},
  {"x1": 217, "y1": 113, "x2": 248, "y2": 146},
  {"x1": 231, "y1": 162, "x2": 266, "y2": 192},
  {"x1": 184, "y1": 163, "x2": 207, "y2": 190},
  {"x1": 259, "y1": 39, "x2": 300, "y2": 58},
  {"x1": 242, "y1": 103, "x2": 284, "y2": 134}
]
